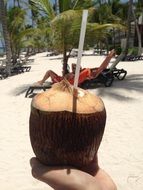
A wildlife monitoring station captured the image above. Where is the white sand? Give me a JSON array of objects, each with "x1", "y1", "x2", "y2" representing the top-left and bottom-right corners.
[{"x1": 0, "y1": 52, "x2": 143, "y2": 190}]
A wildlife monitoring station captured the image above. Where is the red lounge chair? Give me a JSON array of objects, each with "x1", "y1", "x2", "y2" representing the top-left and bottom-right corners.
[
  {"x1": 79, "y1": 49, "x2": 116, "y2": 88},
  {"x1": 68, "y1": 49, "x2": 116, "y2": 86},
  {"x1": 91, "y1": 49, "x2": 115, "y2": 78}
]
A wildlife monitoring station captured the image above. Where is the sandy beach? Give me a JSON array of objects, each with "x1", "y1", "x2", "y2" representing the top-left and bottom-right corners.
[{"x1": 0, "y1": 52, "x2": 143, "y2": 190}]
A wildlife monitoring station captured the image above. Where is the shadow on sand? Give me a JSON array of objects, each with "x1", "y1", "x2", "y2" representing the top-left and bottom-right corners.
[
  {"x1": 11, "y1": 74, "x2": 143, "y2": 100},
  {"x1": 94, "y1": 74, "x2": 143, "y2": 101},
  {"x1": 10, "y1": 84, "x2": 32, "y2": 96}
]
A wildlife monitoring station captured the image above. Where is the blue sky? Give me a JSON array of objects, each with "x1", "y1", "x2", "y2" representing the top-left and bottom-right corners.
[
  {"x1": 7, "y1": 0, "x2": 54, "y2": 8},
  {"x1": 7, "y1": 0, "x2": 133, "y2": 7},
  {"x1": 6, "y1": 0, "x2": 134, "y2": 10}
]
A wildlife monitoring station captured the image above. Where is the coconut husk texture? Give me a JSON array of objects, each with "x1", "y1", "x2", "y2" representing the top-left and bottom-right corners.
[{"x1": 29, "y1": 80, "x2": 106, "y2": 172}]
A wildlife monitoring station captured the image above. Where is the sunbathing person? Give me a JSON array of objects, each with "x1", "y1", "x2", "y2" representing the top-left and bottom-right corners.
[
  {"x1": 36, "y1": 65, "x2": 92, "y2": 86},
  {"x1": 36, "y1": 49, "x2": 115, "y2": 86}
]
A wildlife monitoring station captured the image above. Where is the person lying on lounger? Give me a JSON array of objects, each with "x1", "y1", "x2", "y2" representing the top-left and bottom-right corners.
[
  {"x1": 36, "y1": 64, "x2": 92, "y2": 86},
  {"x1": 36, "y1": 49, "x2": 115, "y2": 86}
]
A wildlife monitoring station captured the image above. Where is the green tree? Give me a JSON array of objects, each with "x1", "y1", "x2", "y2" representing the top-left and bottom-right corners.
[
  {"x1": 131, "y1": 4, "x2": 142, "y2": 55},
  {"x1": 30, "y1": 0, "x2": 124, "y2": 75},
  {"x1": 0, "y1": 0, "x2": 12, "y2": 75},
  {"x1": 7, "y1": 7, "x2": 37, "y2": 63},
  {"x1": 110, "y1": 0, "x2": 134, "y2": 69}
]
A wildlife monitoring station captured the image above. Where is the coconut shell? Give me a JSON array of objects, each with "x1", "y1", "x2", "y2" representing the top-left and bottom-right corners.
[{"x1": 29, "y1": 80, "x2": 106, "y2": 173}]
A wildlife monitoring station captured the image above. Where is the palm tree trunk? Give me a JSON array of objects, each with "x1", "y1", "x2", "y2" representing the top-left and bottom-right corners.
[
  {"x1": 112, "y1": 0, "x2": 133, "y2": 66},
  {"x1": 54, "y1": 0, "x2": 58, "y2": 15},
  {"x1": 131, "y1": 6, "x2": 142, "y2": 56},
  {"x1": 110, "y1": 0, "x2": 133, "y2": 69},
  {"x1": 17, "y1": 0, "x2": 21, "y2": 8},
  {"x1": 13, "y1": 0, "x2": 16, "y2": 8},
  {"x1": 0, "y1": 0, "x2": 12, "y2": 75},
  {"x1": 62, "y1": 48, "x2": 69, "y2": 76},
  {"x1": 123, "y1": 0, "x2": 133, "y2": 56}
]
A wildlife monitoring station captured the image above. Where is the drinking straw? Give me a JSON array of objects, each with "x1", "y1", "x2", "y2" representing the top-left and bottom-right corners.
[{"x1": 73, "y1": 10, "x2": 88, "y2": 89}]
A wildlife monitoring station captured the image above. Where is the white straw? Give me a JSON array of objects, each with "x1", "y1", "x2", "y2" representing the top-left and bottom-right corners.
[{"x1": 73, "y1": 10, "x2": 88, "y2": 89}]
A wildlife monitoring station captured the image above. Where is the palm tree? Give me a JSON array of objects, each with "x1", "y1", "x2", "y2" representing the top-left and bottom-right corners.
[
  {"x1": 28, "y1": 0, "x2": 39, "y2": 27},
  {"x1": 123, "y1": 0, "x2": 134, "y2": 57},
  {"x1": 30, "y1": 0, "x2": 124, "y2": 75},
  {"x1": 110, "y1": 0, "x2": 135, "y2": 69},
  {"x1": 6, "y1": 6, "x2": 38, "y2": 64},
  {"x1": 7, "y1": 7, "x2": 27, "y2": 63},
  {"x1": 0, "y1": 0, "x2": 12, "y2": 75},
  {"x1": 110, "y1": 0, "x2": 142, "y2": 57},
  {"x1": 131, "y1": 4, "x2": 142, "y2": 56}
]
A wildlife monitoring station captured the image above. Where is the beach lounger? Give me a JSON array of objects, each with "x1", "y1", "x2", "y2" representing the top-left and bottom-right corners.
[
  {"x1": 80, "y1": 49, "x2": 127, "y2": 88},
  {"x1": 0, "y1": 65, "x2": 31, "y2": 76},
  {"x1": 1, "y1": 58, "x2": 31, "y2": 74},
  {"x1": 80, "y1": 49, "x2": 116, "y2": 88},
  {"x1": 12, "y1": 65, "x2": 31, "y2": 74},
  {"x1": 47, "y1": 51, "x2": 59, "y2": 57},
  {"x1": 11, "y1": 60, "x2": 32, "y2": 74},
  {"x1": 111, "y1": 68, "x2": 127, "y2": 80},
  {"x1": 25, "y1": 82, "x2": 52, "y2": 97},
  {"x1": 80, "y1": 67, "x2": 127, "y2": 89},
  {"x1": 0, "y1": 65, "x2": 9, "y2": 79},
  {"x1": 60, "y1": 49, "x2": 115, "y2": 87},
  {"x1": 1, "y1": 64, "x2": 31, "y2": 75},
  {"x1": 80, "y1": 69, "x2": 114, "y2": 88},
  {"x1": 10, "y1": 57, "x2": 33, "y2": 74},
  {"x1": 0, "y1": 71, "x2": 9, "y2": 79},
  {"x1": 123, "y1": 55, "x2": 143, "y2": 61}
]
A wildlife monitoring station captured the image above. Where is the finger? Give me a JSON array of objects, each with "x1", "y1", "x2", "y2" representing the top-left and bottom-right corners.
[
  {"x1": 30, "y1": 157, "x2": 39, "y2": 168},
  {"x1": 30, "y1": 157, "x2": 43, "y2": 179}
]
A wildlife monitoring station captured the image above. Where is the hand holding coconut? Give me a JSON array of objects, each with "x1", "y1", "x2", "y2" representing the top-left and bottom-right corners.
[
  {"x1": 29, "y1": 80, "x2": 116, "y2": 190},
  {"x1": 30, "y1": 80, "x2": 106, "y2": 174}
]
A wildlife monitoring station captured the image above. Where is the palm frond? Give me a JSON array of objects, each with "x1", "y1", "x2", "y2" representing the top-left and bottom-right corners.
[
  {"x1": 51, "y1": 9, "x2": 82, "y2": 24},
  {"x1": 87, "y1": 23, "x2": 126, "y2": 31},
  {"x1": 18, "y1": 28, "x2": 38, "y2": 39},
  {"x1": 72, "y1": 0, "x2": 94, "y2": 10},
  {"x1": 30, "y1": 0, "x2": 55, "y2": 21},
  {"x1": 59, "y1": 0, "x2": 71, "y2": 12}
]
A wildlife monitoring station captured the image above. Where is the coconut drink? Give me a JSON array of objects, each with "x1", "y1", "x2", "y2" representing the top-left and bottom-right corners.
[{"x1": 29, "y1": 79, "x2": 106, "y2": 173}]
